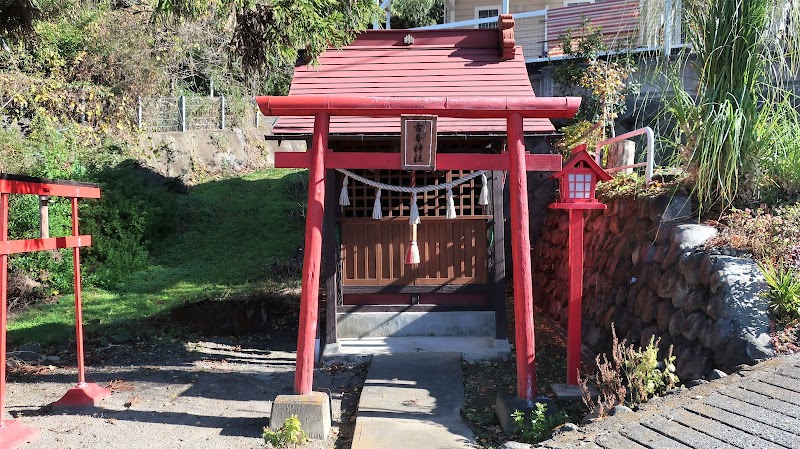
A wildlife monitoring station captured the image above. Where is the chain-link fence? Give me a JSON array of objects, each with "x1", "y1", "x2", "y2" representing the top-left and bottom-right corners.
[
  {"x1": 137, "y1": 95, "x2": 267, "y2": 132},
  {"x1": 514, "y1": 14, "x2": 547, "y2": 60}
]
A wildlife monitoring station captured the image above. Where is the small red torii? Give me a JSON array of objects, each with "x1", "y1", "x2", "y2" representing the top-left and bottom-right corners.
[
  {"x1": 258, "y1": 94, "x2": 581, "y2": 403},
  {"x1": 0, "y1": 174, "x2": 111, "y2": 449}
]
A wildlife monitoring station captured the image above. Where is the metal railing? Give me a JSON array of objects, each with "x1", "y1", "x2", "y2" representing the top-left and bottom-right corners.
[
  {"x1": 412, "y1": 0, "x2": 684, "y2": 62},
  {"x1": 595, "y1": 127, "x2": 655, "y2": 184}
]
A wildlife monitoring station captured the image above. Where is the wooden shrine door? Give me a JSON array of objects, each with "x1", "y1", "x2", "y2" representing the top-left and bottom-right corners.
[{"x1": 338, "y1": 170, "x2": 491, "y2": 306}]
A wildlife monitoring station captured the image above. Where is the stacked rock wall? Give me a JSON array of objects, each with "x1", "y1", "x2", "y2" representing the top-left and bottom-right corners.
[{"x1": 532, "y1": 195, "x2": 774, "y2": 380}]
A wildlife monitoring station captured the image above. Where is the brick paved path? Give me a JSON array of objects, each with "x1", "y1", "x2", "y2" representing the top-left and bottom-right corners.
[{"x1": 539, "y1": 354, "x2": 800, "y2": 448}]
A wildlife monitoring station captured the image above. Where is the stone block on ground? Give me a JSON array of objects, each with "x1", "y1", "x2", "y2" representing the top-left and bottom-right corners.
[
  {"x1": 270, "y1": 391, "x2": 331, "y2": 440},
  {"x1": 550, "y1": 383, "x2": 598, "y2": 402}
]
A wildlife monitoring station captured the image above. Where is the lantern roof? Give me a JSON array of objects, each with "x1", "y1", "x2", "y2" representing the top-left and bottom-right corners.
[{"x1": 553, "y1": 146, "x2": 613, "y2": 182}]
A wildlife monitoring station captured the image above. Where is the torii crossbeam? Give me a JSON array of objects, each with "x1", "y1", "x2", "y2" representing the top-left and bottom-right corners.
[{"x1": 258, "y1": 95, "x2": 581, "y2": 403}]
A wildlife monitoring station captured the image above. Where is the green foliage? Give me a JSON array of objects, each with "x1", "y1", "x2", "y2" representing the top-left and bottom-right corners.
[
  {"x1": 550, "y1": 18, "x2": 638, "y2": 131},
  {"x1": 556, "y1": 120, "x2": 603, "y2": 159},
  {"x1": 262, "y1": 415, "x2": 308, "y2": 448},
  {"x1": 581, "y1": 325, "x2": 677, "y2": 417},
  {"x1": 9, "y1": 169, "x2": 305, "y2": 347},
  {"x1": 595, "y1": 172, "x2": 682, "y2": 201},
  {"x1": 760, "y1": 262, "x2": 800, "y2": 324},
  {"x1": 154, "y1": 0, "x2": 383, "y2": 92},
  {"x1": 622, "y1": 336, "x2": 678, "y2": 408},
  {"x1": 80, "y1": 161, "x2": 182, "y2": 287},
  {"x1": 1, "y1": 112, "x2": 181, "y2": 294},
  {"x1": 391, "y1": 0, "x2": 443, "y2": 28},
  {"x1": 664, "y1": 0, "x2": 800, "y2": 211},
  {"x1": 8, "y1": 195, "x2": 74, "y2": 295},
  {"x1": 511, "y1": 404, "x2": 569, "y2": 444}
]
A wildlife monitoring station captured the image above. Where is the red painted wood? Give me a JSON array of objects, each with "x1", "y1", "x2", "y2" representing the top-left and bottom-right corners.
[
  {"x1": 294, "y1": 113, "x2": 329, "y2": 395},
  {"x1": 275, "y1": 151, "x2": 562, "y2": 172},
  {"x1": 311, "y1": 55, "x2": 524, "y2": 65},
  {"x1": 549, "y1": 203, "x2": 608, "y2": 210},
  {"x1": 70, "y1": 197, "x2": 87, "y2": 385},
  {"x1": 507, "y1": 113, "x2": 537, "y2": 402},
  {"x1": 342, "y1": 29, "x2": 501, "y2": 48},
  {"x1": 293, "y1": 77, "x2": 529, "y2": 86},
  {"x1": 259, "y1": 96, "x2": 580, "y2": 119},
  {"x1": 275, "y1": 117, "x2": 556, "y2": 134},
  {"x1": 0, "y1": 179, "x2": 100, "y2": 198},
  {"x1": 1, "y1": 235, "x2": 92, "y2": 255},
  {"x1": 567, "y1": 209, "x2": 584, "y2": 385},
  {"x1": 1, "y1": 193, "x2": 8, "y2": 425}
]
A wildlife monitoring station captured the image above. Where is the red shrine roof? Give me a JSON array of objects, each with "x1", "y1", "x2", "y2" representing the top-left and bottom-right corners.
[{"x1": 271, "y1": 28, "x2": 555, "y2": 135}]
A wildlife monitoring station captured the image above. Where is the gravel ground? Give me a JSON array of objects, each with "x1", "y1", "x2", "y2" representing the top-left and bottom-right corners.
[{"x1": 5, "y1": 334, "x2": 368, "y2": 449}]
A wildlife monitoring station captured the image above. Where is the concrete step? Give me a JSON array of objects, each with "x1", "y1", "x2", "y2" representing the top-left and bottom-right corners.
[
  {"x1": 336, "y1": 311, "x2": 496, "y2": 338},
  {"x1": 322, "y1": 336, "x2": 510, "y2": 362},
  {"x1": 351, "y1": 352, "x2": 475, "y2": 449}
]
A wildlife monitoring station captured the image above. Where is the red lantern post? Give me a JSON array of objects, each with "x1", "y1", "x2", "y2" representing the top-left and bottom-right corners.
[{"x1": 550, "y1": 145, "x2": 612, "y2": 385}]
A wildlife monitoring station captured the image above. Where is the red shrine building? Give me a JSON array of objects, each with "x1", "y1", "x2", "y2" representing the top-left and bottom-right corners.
[{"x1": 260, "y1": 16, "x2": 580, "y2": 401}]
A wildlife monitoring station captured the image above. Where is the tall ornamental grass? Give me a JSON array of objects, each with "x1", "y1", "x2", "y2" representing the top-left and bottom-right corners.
[{"x1": 666, "y1": 0, "x2": 800, "y2": 211}]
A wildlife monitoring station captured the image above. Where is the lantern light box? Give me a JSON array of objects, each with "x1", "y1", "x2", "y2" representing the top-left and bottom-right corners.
[{"x1": 551, "y1": 144, "x2": 612, "y2": 209}]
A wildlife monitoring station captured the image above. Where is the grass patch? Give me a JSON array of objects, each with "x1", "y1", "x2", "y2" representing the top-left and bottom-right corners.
[{"x1": 8, "y1": 168, "x2": 307, "y2": 348}]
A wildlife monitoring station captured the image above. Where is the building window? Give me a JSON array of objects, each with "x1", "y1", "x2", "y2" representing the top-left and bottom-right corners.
[
  {"x1": 475, "y1": 6, "x2": 500, "y2": 29},
  {"x1": 563, "y1": 0, "x2": 594, "y2": 6}
]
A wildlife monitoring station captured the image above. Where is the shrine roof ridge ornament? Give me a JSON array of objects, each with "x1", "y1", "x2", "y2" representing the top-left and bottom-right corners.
[{"x1": 256, "y1": 95, "x2": 581, "y2": 119}]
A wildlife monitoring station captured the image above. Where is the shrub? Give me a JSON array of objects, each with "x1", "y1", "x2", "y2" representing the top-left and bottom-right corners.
[
  {"x1": 760, "y1": 262, "x2": 800, "y2": 324},
  {"x1": 81, "y1": 160, "x2": 182, "y2": 287},
  {"x1": 580, "y1": 325, "x2": 678, "y2": 418}
]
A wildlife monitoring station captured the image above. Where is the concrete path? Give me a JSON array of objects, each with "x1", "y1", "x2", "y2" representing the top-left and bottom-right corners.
[
  {"x1": 351, "y1": 352, "x2": 475, "y2": 449},
  {"x1": 540, "y1": 353, "x2": 800, "y2": 449}
]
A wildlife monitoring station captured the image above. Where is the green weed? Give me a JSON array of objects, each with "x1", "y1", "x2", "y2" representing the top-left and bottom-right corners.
[
  {"x1": 511, "y1": 403, "x2": 569, "y2": 444},
  {"x1": 581, "y1": 325, "x2": 678, "y2": 417},
  {"x1": 760, "y1": 262, "x2": 800, "y2": 324},
  {"x1": 263, "y1": 415, "x2": 308, "y2": 448}
]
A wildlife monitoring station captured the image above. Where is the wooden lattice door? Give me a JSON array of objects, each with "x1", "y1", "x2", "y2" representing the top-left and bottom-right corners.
[{"x1": 338, "y1": 170, "x2": 491, "y2": 306}]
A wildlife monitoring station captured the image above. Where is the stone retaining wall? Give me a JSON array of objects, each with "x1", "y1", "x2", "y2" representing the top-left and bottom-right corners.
[{"x1": 532, "y1": 195, "x2": 774, "y2": 380}]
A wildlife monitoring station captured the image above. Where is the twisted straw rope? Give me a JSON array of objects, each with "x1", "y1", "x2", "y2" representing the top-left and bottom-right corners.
[{"x1": 335, "y1": 168, "x2": 487, "y2": 192}]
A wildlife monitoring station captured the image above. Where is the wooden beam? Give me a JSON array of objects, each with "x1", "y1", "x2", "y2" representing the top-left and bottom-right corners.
[
  {"x1": 275, "y1": 151, "x2": 561, "y2": 172},
  {"x1": 257, "y1": 95, "x2": 581, "y2": 119},
  {"x1": 1, "y1": 236, "x2": 92, "y2": 255},
  {"x1": 490, "y1": 170, "x2": 507, "y2": 340},
  {"x1": 0, "y1": 178, "x2": 100, "y2": 199},
  {"x1": 342, "y1": 284, "x2": 487, "y2": 295}
]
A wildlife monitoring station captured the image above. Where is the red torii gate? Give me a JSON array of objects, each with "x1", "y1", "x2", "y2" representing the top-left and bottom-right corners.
[
  {"x1": 0, "y1": 175, "x2": 110, "y2": 449},
  {"x1": 257, "y1": 95, "x2": 580, "y2": 402}
]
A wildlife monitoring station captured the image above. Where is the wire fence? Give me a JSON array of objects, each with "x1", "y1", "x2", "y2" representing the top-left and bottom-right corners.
[{"x1": 137, "y1": 95, "x2": 268, "y2": 132}]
